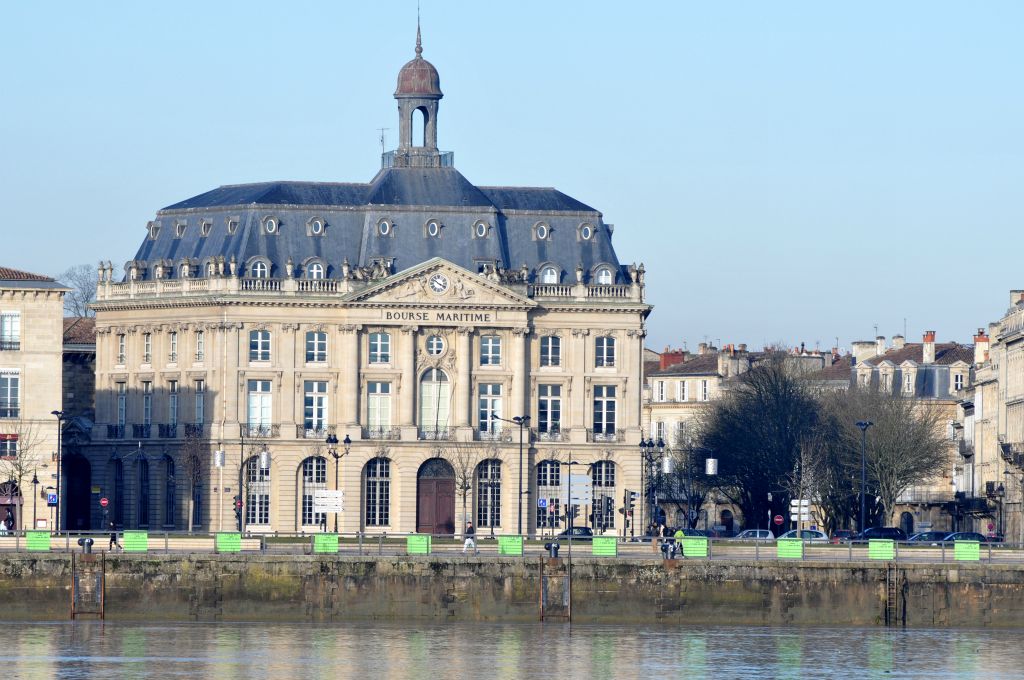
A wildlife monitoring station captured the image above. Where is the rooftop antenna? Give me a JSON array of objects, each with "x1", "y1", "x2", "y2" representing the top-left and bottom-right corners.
[
  {"x1": 873, "y1": 323, "x2": 878, "y2": 338},
  {"x1": 904, "y1": 317, "x2": 907, "y2": 338},
  {"x1": 378, "y1": 128, "x2": 389, "y2": 154}
]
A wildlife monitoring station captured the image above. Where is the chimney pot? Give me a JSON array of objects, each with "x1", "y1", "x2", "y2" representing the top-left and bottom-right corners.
[{"x1": 922, "y1": 330, "x2": 936, "y2": 364}]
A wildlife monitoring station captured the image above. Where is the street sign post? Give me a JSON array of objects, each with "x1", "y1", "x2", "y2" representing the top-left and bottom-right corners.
[
  {"x1": 773, "y1": 514, "x2": 784, "y2": 526},
  {"x1": 538, "y1": 498, "x2": 548, "y2": 508},
  {"x1": 46, "y1": 493, "x2": 57, "y2": 507},
  {"x1": 99, "y1": 497, "x2": 109, "y2": 508}
]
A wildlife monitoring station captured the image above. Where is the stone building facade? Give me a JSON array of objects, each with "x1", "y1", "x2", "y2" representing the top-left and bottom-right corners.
[
  {"x1": 0, "y1": 267, "x2": 68, "y2": 530},
  {"x1": 82, "y1": 32, "x2": 651, "y2": 536}
]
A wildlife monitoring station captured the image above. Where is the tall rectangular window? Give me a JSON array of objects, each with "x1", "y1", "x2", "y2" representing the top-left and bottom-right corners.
[
  {"x1": 954, "y1": 373, "x2": 964, "y2": 390},
  {"x1": 368, "y1": 381, "x2": 392, "y2": 432},
  {"x1": 117, "y1": 333, "x2": 127, "y2": 364},
  {"x1": 595, "y1": 336, "x2": 616, "y2": 367},
  {"x1": 540, "y1": 336, "x2": 560, "y2": 367},
  {"x1": 364, "y1": 458, "x2": 390, "y2": 526},
  {"x1": 538, "y1": 384, "x2": 561, "y2": 434},
  {"x1": 369, "y1": 332, "x2": 390, "y2": 364},
  {"x1": 592, "y1": 385, "x2": 617, "y2": 436},
  {"x1": 903, "y1": 374, "x2": 913, "y2": 394},
  {"x1": 0, "y1": 312, "x2": 20, "y2": 351},
  {"x1": 699, "y1": 379, "x2": 709, "y2": 402},
  {"x1": 480, "y1": 335, "x2": 501, "y2": 366},
  {"x1": 168, "y1": 331, "x2": 178, "y2": 362},
  {"x1": 654, "y1": 421, "x2": 665, "y2": 442},
  {"x1": 195, "y1": 330, "x2": 205, "y2": 361},
  {"x1": 0, "y1": 372, "x2": 19, "y2": 418},
  {"x1": 249, "y1": 330, "x2": 271, "y2": 362},
  {"x1": 303, "y1": 381, "x2": 328, "y2": 435},
  {"x1": 143, "y1": 333, "x2": 152, "y2": 363},
  {"x1": 679, "y1": 381, "x2": 689, "y2": 402},
  {"x1": 246, "y1": 380, "x2": 272, "y2": 436},
  {"x1": 478, "y1": 383, "x2": 503, "y2": 435},
  {"x1": 0, "y1": 435, "x2": 17, "y2": 458},
  {"x1": 168, "y1": 380, "x2": 178, "y2": 426},
  {"x1": 194, "y1": 379, "x2": 205, "y2": 423},
  {"x1": 305, "y1": 331, "x2": 327, "y2": 363},
  {"x1": 116, "y1": 382, "x2": 127, "y2": 427},
  {"x1": 301, "y1": 457, "x2": 327, "y2": 527},
  {"x1": 655, "y1": 381, "x2": 665, "y2": 401},
  {"x1": 142, "y1": 381, "x2": 153, "y2": 426}
]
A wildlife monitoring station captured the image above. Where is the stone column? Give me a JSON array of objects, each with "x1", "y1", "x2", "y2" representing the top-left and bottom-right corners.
[
  {"x1": 571, "y1": 329, "x2": 590, "y2": 443},
  {"x1": 399, "y1": 326, "x2": 418, "y2": 432},
  {"x1": 454, "y1": 327, "x2": 472, "y2": 428},
  {"x1": 510, "y1": 327, "x2": 529, "y2": 419},
  {"x1": 338, "y1": 325, "x2": 360, "y2": 428}
]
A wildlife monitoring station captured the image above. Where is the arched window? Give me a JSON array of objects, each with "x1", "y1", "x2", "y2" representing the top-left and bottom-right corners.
[
  {"x1": 419, "y1": 369, "x2": 450, "y2": 438},
  {"x1": 476, "y1": 459, "x2": 502, "y2": 528},
  {"x1": 138, "y1": 459, "x2": 150, "y2": 527},
  {"x1": 179, "y1": 264, "x2": 190, "y2": 278},
  {"x1": 591, "y1": 460, "x2": 616, "y2": 531},
  {"x1": 308, "y1": 262, "x2": 324, "y2": 280},
  {"x1": 163, "y1": 456, "x2": 176, "y2": 528},
  {"x1": 364, "y1": 458, "x2": 391, "y2": 527},
  {"x1": 251, "y1": 261, "x2": 269, "y2": 279},
  {"x1": 541, "y1": 267, "x2": 558, "y2": 284},
  {"x1": 413, "y1": 107, "x2": 426, "y2": 147},
  {"x1": 596, "y1": 268, "x2": 613, "y2": 285},
  {"x1": 205, "y1": 260, "x2": 216, "y2": 277},
  {"x1": 535, "y1": 460, "x2": 562, "y2": 531},
  {"x1": 301, "y1": 457, "x2": 327, "y2": 527},
  {"x1": 245, "y1": 456, "x2": 271, "y2": 526}
]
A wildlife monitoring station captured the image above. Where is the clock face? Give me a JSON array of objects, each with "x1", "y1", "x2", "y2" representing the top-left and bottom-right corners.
[{"x1": 429, "y1": 273, "x2": 449, "y2": 294}]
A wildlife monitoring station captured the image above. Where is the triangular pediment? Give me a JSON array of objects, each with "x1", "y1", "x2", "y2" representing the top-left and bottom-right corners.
[{"x1": 344, "y1": 258, "x2": 536, "y2": 309}]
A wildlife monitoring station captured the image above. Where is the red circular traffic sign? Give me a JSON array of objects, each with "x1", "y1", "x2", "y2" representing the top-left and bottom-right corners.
[
  {"x1": 773, "y1": 514, "x2": 784, "y2": 526},
  {"x1": 99, "y1": 497, "x2": 109, "y2": 508}
]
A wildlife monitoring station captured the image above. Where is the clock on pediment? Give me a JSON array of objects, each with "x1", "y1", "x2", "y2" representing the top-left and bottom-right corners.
[{"x1": 428, "y1": 273, "x2": 449, "y2": 295}]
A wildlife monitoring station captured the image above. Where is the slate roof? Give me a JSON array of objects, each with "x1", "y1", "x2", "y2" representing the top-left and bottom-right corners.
[
  {"x1": 809, "y1": 354, "x2": 854, "y2": 381},
  {"x1": 135, "y1": 166, "x2": 622, "y2": 285},
  {"x1": 63, "y1": 317, "x2": 96, "y2": 345},
  {"x1": 862, "y1": 343, "x2": 973, "y2": 367}
]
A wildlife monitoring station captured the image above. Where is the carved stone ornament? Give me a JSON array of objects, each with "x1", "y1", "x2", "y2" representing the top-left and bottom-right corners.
[
  {"x1": 511, "y1": 327, "x2": 531, "y2": 336},
  {"x1": 401, "y1": 325, "x2": 419, "y2": 334},
  {"x1": 281, "y1": 323, "x2": 299, "y2": 333},
  {"x1": 571, "y1": 328, "x2": 591, "y2": 337},
  {"x1": 338, "y1": 324, "x2": 361, "y2": 334}
]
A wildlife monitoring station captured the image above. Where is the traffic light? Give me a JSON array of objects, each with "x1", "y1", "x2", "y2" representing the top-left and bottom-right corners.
[{"x1": 233, "y1": 496, "x2": 242, "y2": 529}]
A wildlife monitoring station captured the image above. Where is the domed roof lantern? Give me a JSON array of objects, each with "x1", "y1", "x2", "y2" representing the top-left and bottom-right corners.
[{"x1": 395, "y1": 21, "x2": 443, "y2": 99}]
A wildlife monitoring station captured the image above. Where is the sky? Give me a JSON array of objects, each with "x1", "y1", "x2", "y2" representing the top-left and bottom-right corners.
[{"x1": 2, "y1": 2, "x2": 1021, "y2": 353}]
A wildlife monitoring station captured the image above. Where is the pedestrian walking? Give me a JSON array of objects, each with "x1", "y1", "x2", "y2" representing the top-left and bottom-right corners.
[
  {"x1": 108, "y1": 521, "x2": 122, "y2": 551},
  {"x1": 463, "y1": 521, "x2": 477, "y2": 554},
  {"x1": 673, "y1": 526, "x2": 686, "y2": 558},
  {"x1": 2, "y1": 510, "x2": 12, "y2": 536}
]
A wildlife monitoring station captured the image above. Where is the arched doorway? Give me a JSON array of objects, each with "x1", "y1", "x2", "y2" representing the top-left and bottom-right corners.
[
  {"x1": 63, "y1": 455, "x2": 92, "y2": 530},
  {"x1": 900, "y1": 511, "x2": 914, "y2": 536},
  {"x1": 417, "y1": 458, "x2": 454, "y2": 535},
  {"x1": 721, "y1": 509, "x2": 735, "y2": 532}
]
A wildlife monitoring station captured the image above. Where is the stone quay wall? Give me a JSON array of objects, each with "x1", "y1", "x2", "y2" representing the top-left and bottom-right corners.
[{"x1": 2, "y1": 554, "x2": 1023, "y2": 627}]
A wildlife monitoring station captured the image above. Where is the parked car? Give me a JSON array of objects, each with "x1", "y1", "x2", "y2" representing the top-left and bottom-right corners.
[
  {"x1": 735, "y1": 529, "x2": 775, "y2": 542},
  {"x1": 908, "y1": 531, "x2": 950, "y2": 544},
  {"x1": 555, "y1": 527, "x2": 594, "y2": 541},
  {"x1": 944, "y1": 532, "x2": 989, "y2": 543},
  {"x1": 830, "y1": 529, "x2": 856, "y2": 544},
  {"x1": 778, "y1": 529, "x2": 829, "y2": 542},
  {"x1": 854, "y1": 527, "x2": 908, "y2": 541}
]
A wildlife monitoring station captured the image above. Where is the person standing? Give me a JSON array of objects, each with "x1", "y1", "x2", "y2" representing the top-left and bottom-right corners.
[
  {"x1": 2, "y1": 510, "x2": 12, "y2": 535},
  {"x1": 463, "y1": 521, "x2": 477, "y2": 554},
  {"x1": 108, "y1": 520, "x2": 122, "y2": 551}
]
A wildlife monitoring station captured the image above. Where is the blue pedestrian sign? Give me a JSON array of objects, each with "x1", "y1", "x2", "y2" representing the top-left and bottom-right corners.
[
  {"x1": 46, "y1": 493, "x2": 58, "y2": 507},
  {"x1": 538, "y1": 498, "x2": 548, "y2": 508}
]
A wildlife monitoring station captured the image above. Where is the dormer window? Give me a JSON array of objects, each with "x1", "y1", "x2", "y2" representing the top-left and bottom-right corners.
[
  {"x1": 474, "y1": 221, "x2": 489, "y2": 239},
  {"x1": 308, "y1": 218, "x2": 325, "y2": 236},
  {"x1": 308, "y1": 263, "x2": 324, "y2": 280},
  {"x1": 596, "y1": 267, "x2": 613, "y2": 285},
  {"x1": 148, "y1": 222, "x2": 160, "y2": 240},
  {"x1": 179, "y1": 264, "x2": 190, "y2": 278},
  {"x1": 200, "y1": 220, "x2": 212, "y2": 237},
  {"x1": 205, "y1": 261, "x2": 216, "y2": 277},
  {"x1": 541, "y1": 267, "x2": 558, "y2": 284},
  {"x1": 251, "y1": 261, "x2": 269, "y2": 279},
  {"x1": 175, "y1": 222, "x2": 187, "y2": 238},
  {"x1": 226, "y1": 217, "x2": 239, "y2": 235},
  {"x1": 263, "y1": 216, "x2": 279, "y2": 235},
  {"x1": 534, "y1": 223, "x2": 550, "y2": 240},
  {"x1": 579, "y1": 223, "x2": 595, "y2": 241},
  {"x1": 378, "y1": 219, "x2": 392, "y2": 237},
  {"x1": 426, "y1": 219, "x2": 441, "y2": 237}
]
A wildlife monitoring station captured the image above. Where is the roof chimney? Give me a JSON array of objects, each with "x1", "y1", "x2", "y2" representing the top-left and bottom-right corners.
[
  {"x1": 922, "y1": 330, "x2": 936, "y2": 364},
  {"x1": 973, "y1": 328, "x2": 990, "y2": 366},
  {"x1": 851, "y1": 341, "x2": 876, "y2": 364},
  {"x1": 1011, "y1": 290, "x2": 1024, "y2": 307},
  {"x1": 659, "y1": 349, "x2": 686, "y2": 370},
  {"x1": 892, "y1": 335, "x2": 905, "y2": 350},
  {"x1": 875, "y1": 336, "x2": 886, "y2": 357},
  {"x1": 698, "y1": 342, "x2": 708, "y2": 355},
  {"x1": 738, "y1": 343, "x2": 747, "y2": 353}
]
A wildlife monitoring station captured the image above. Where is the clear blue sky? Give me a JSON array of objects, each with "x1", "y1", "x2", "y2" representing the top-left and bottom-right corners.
[{"x1": 2, "y1": 2, "x2": 1021, "y2": 352}]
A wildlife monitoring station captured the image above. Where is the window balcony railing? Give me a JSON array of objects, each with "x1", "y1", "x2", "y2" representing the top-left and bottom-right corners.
[
  {"x1": 158, "y1": 423, "x2": 178, "y2": 439},
  {"x1": 0, "y1": 340, "x2": 20, "y2": 351},
  {"x1": 116, "y1": 354, "x2": 127, "y2": 364},
  {"x1": 142, "y1": 353, "x2": 152, "y2": 364},
  {"x1": 132, "y1": 424, "x2": 152, "y2": 439},
  {"x1": 586, "y1": 428, "x2": 624, "y2": 443},
  {"x1": 419, "y1": 427, "x2": 453, "y2": 441},
  {"x1": 184, "y1": 423, "x2": 207, "y2": 437},
  {"x1": 475, "y1": 429, "x2": 512, "y2": 442},
  {"x1": 194, "y1": 351, "x2": 205, "y2": 361},
  {"x1": 240, "y1": 423, "x2": 280, "y2": 438},
  {"x1": 107, "y1": 424, "x2": 125, "y2": 439},
  {"x1": 533, "y1": 427, "x2": 570, "y2": 442},
  {"x1": 168, "y1": 352, "x2": 178, "y2": 363},
  {"x1": 362, "y1": 426, "x2": 401, "y2": 440},
  {"x1": 296, "y1": 424, "x2": 336, "y2": 439}
]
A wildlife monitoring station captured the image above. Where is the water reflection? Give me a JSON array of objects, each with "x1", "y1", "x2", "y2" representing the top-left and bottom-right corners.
[{"x1": 0, "y1": 622, "x2": 1020, "y2": 679}]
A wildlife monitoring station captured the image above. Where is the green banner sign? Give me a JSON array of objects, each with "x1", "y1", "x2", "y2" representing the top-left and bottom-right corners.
[
  {"x1": 592, "y1": 536, "x2": 617, "y2": 557},
  {"x1": 954, "y1": 540, "x2": 981, "y2": 561},
  {"x1": 683, "y1": 537, "x2": 709, "y2": 558},
  {"x1": 123, "y1": 530, "x2": 148, "y2": 552},
  {"x1": 216, "y1": 532, "x2": 242, "y2": 553},
  {"x1": 314, "y1": 533, "x2": 339, "y2": 554},
  {"x1": 407, "y1": 534, "x2": 431, "y2": 555},
  {"x1": 25, "y1": 531, "x2": 50, "y2": 552},
  {"x1": 868, "y1": 539, "x2": 895, "y2": 560},
  {"x1": 777, "y1": 538, "x2": 804, "y2": 559},
  {"x1": 498, "y1": 535, "x2": 523, "y2": 556}
]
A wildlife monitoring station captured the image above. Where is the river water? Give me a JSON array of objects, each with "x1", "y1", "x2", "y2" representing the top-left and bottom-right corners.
[{"x1": 1, "y1": 621, "x2": 1020, "y2": 679}]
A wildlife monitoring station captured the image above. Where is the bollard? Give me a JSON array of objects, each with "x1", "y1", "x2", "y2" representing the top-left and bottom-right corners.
[
  {"x1": 544, "y1": 541, "x2": 560, "y2": 558},
  {"x1": 77, "y1": 537, "x2": 94, "y2": 554}
]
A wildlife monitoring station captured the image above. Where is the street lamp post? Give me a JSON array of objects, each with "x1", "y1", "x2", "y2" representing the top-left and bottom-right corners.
[
  {"x1": 495, "y1": 415, "x2": 530, "y2": 536},
  {"x1": 31, "y1": 470, "x2": 38, "y2": 530},
  {"x1": 996, "y1": 482, "x2": 1006, "y2": 538},
  {"x1": 638, "y1": 438, "x2": 665, "y2": 532},
  {"x1": 326, "y1": 433, "x2": 351, "y2": 532},
  {"x1": 50, "y1": 410, "x2": 64, "y2": 533},
  {"x1": 856, "y1": 420, "x2": 874, "y2": 533}
]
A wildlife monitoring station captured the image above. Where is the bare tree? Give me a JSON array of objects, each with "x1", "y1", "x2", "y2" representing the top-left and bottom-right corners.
[
  {"x1": 0, "y1": 417, "x2": 47, "y2": 528},
  {"x1": 180, "y1": 430, "x2": 206, "y2": 533},
  {"x1": 58, "y1": 264, "x2": 99, "y2": 317},
  {"x1": 433, "y1": 439, "x2": 505, "y2": 539}
]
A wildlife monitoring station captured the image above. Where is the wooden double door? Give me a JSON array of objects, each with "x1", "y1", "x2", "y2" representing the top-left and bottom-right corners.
[{"x1": 417, "y1": 458, "x2": 455, "y2": 536}]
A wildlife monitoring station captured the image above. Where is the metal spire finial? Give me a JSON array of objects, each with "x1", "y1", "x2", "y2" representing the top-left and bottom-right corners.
[{"x1": 415, "y1": 4, "x2": 423, "y2": 57}]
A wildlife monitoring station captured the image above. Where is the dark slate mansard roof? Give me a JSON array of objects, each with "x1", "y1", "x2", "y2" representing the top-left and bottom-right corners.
[{"x1": 133, "y1": 166, "x2": 624, "y2": 284}]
